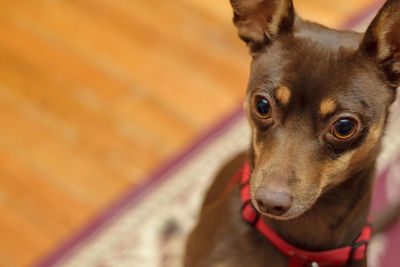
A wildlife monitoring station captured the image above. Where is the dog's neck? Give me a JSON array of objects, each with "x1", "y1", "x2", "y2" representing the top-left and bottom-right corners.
[{"x1": 262, "y1": 164, "x2": 375, "y2": 251}]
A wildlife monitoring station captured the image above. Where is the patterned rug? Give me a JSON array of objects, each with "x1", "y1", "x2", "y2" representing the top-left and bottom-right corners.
[{"x1": 35, "y1": 3, "x2": 400, "y2": 267}]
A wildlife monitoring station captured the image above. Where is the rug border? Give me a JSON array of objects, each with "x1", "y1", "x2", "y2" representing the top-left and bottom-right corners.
[{"x1": 33, "y1": 2, "x2": 383, "y2": 266}]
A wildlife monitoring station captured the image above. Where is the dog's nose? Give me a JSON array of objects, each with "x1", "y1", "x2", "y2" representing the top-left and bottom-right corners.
[{"x1": 255, "y1": 187, "x2": 293, "y2": 216}]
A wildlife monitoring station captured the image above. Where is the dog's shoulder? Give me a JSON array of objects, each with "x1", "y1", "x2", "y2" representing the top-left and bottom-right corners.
[{"x1": 199, "y1": 151, "x2": 248, "y2": 212}]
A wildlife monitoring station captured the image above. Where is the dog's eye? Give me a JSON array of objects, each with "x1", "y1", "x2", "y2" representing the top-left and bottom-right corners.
[
  {"x1": 332, "y1": 119, "x2": 357, "y2": 139},
  {"x1": 253, "y1": 97, "x2": 271, "y2": 119}
]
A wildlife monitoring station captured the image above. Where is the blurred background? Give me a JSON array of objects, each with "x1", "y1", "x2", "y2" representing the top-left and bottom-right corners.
[{"x1": 0, "y1": 0, "x2": 380, "y2": 266}]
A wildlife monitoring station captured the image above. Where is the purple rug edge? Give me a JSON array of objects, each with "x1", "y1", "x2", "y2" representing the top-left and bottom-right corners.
[
  {"x1": 33, "y1": 3, "x2": 383, "y2": 266},
  {"x1": 338, "y1": 0, "x2": 384, "y2": 30}
]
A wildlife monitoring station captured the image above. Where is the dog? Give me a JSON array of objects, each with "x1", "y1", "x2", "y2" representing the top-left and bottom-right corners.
[{"x1": 184, "y1": 0, "x2": 400, "y2": 266}]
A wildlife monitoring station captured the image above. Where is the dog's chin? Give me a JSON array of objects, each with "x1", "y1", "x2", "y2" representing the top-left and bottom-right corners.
[
  {"x1": 252, "y1": 200, "x2": 315, "y2": 221},
  {"x1": 257, "y1": 209, "x2": 306, "y2": 221}
]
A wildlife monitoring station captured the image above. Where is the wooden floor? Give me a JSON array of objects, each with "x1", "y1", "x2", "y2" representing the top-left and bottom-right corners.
[{"x1": 0, "y1": 0, "x2": 377, "y2": 266}]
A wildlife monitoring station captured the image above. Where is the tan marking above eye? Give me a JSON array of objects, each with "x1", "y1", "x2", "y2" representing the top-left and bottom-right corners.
[
  {"x1": 320, "y1": 99, "x2": 337, "y2": 116},
  {"x1": 275, "y1": 86, "x2": 291, "y2": 105}
]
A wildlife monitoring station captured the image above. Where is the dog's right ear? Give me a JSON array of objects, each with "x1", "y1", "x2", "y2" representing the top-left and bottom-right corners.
[
  {"x1": 230, "y1": 0, "x2": 295, "y2": 54},
  {"x1": 360, "y1": 0, "x2": 400, "y2": 88}
]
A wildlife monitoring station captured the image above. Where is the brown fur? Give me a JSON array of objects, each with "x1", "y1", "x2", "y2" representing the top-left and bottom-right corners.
[{"x1": 185, "y1": 0, "x2": 400, "y2": 266}]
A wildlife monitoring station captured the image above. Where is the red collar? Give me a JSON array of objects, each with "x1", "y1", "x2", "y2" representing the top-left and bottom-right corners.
[{"x1": 237, "y1": 162, "x2": 371, "y2": 267}]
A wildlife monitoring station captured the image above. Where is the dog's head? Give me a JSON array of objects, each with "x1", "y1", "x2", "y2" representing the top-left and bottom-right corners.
[{"x1": 230, "y1": 0, "x2": 400, "y2": 219}]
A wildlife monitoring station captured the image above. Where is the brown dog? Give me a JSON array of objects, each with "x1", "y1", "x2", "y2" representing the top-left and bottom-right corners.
[{"x1": 184, "y1": 0, "x2": 400, "y2": 266}]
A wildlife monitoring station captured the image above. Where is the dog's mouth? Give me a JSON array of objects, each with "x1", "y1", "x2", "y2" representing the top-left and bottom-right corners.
[
  {"x1": 248, "y1": 167, "x2": 323, "y2": 220},
  {"x1": 251, "y1": 193, "x2": 318, "y2": 220},
  {"x1": 252, "y1": 200, "x2": 292, "y2": 220}
]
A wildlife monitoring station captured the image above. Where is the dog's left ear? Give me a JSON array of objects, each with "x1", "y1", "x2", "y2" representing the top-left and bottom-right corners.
[{"x1": 360, "y1": 0, "x2": 400, "y2": 87}]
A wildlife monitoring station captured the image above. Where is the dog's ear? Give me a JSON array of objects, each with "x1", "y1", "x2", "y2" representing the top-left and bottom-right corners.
[
  {"x1": 230, "y1": 0, "x2": 295, "y2": 54},
  {"x1": 360, "y1": 0, "x2": 400, "y2": 87}
]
